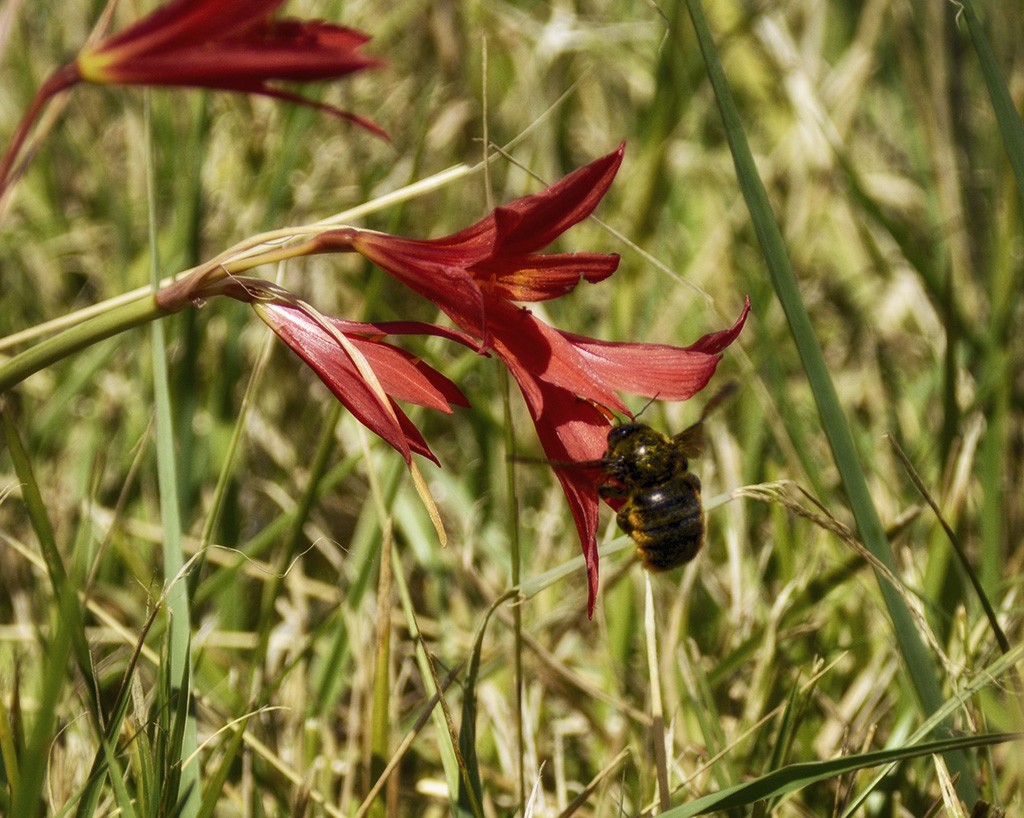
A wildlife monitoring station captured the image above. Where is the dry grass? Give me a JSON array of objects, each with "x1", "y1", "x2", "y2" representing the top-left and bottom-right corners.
[{"x1": 1, "y1": 1, "x2": 1022, "y2": 816}]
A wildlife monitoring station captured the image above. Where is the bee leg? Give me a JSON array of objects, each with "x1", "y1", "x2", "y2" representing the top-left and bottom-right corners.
[
  {"x1": 598, "y1": 482, "x2": 628, "y2": 503},
  {"x1": 614, "y1": 504, "x2": 636, "y2": 536}
]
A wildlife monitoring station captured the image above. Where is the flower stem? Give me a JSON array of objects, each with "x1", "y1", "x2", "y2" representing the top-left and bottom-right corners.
[
  {"x1": 0, "y1": 229, "x2": 352, "y2": 394},
  {"x1": 499, "y1": 365, "x2": 526, "y2": 812},
  {"x1": 0, "y1": 293, "x2": 170, "y2": 394},
  {"x1": 0, "y1": 65, "x2": 78, "y2": 201}
]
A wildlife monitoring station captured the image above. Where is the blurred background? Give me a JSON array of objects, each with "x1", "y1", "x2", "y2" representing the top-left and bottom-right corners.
[{"x1": 0, "y1": 0, "x2": 1021, "y2": 815}]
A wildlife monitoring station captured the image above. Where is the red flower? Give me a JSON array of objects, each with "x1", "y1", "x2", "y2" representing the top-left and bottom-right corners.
[
  {"x1": 74, "y1": 0, "x2": 384, "y2": 135},
  {"x1": 325, "y1": 144, "x2": 626, "y2": 343},
  {"x1": 211, "y1": 278, "x2": 470, "y2": 465},
  {"x1": 1, "y1": 0, "x2": 382, "y2": 195},
  {"x1": 486, "y1": 296, "x2": 750, "y2": 616},
  {"x1": 317, "y1": 145, "x2": 750, "y2": 615}
]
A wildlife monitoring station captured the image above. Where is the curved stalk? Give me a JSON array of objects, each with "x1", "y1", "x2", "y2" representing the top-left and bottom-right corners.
[
  {"x1": 0, "y1": 293, "x2": 169, "y2": 394},
  {"x1": 0, "y1": 65, "x2": 78, "y2": 200}
]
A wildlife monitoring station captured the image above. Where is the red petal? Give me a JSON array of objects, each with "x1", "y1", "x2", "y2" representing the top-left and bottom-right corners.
[
  {"x1": 359, "y1": 145, "x2": 626, "y2": 263},
  {"x1": 563, "y1": 339, "x2": 722, "y2": 402},
  {"x1": 684, "y1": 296, "x2": 751, "y2": 354},
  {"x1": 77, "y1": 2, "x2": 382, "y2": 133},
  {"x1": 474, "y1": 253, "x2": 619, "y2": 302},
  {"x1": 561, "y1": 298, "x2": 750, "y2": 400},
  {"x1": 257, "y1": 301, "x2": 447, "y2": 463},
  {"x1": 242, "y1": 19, "x2": 372, "y2": 52},
  {"x1": 98, "y1": 0, "x2": 284, "y2": 57},
  {"x1": 503, "y1": 354, "x2": 611, "y2": 618},
  {"x1": 348, "y1": 232, "x2": 490, "y2": 339},
  {"x1": 439, "y1": 144, "x2": 625, "y2": 257},
  {"x1": 110, "y1": 41, "x2": 378, "y2": 84},
  {"x1": 526, "y1": 386, "x2": 611, "y2": 618},
  {"x1": 486, "y1": 300, "x2": 629, "y2": 415},
  {"x1": 343, "y1": 147, "x2": 626, "y2": 326},
  {"x1": 327, "y1": 318, "x2": 480, "y2": 351},
  {"x1": 339, "y1": 333, "x2": 468, "y2": 412}
]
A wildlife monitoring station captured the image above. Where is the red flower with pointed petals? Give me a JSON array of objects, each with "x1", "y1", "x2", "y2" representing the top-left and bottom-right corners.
[
  {"x1": 74, "y1": 0, "x2": 384, "y2": 135},
  {"x1": 212, "y1": 278, "x2": 471, "y2": 464},
  {"x1": 1, "y1": 0, "x2": 385, "y2": 197},
  {"x1": 259, "y1": 304, "x2": 471, "y2": 464},
  {"x1": 320, "y1": 145, "x2": 750, "y2": 615},
  {"x1": 326, "y1": 144, "x2": 625, "y2": 339}
]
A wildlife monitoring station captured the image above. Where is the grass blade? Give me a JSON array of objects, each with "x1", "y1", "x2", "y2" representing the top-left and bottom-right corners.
[
  {"x1": 957, "y1": 0, "x2": 1020, "y2": 635},
  {"x1": 144, "y1": 94, "x2": 199, "y2": 818},
  {"x1": 391, "y1": 545, "x2": 482, "y2": 818},
  {"x1": 458, "y1": 590, "x2": 518, "y2": 815},
  {"x1": 2, "y1": 403, "x2": 77, "y2": 818},
  {"x1": 959, "y1": 0, "x2": 1024, "y2": 205},
  {"x1": 367, "y1": 522, "x2": 394, "y2": 818},
  {"x1": 660, "y1": 732, "x2": 1020, "y2": 817},
  {"x1": 680, "y1": 0, "x2": 978, "y2": 802}
]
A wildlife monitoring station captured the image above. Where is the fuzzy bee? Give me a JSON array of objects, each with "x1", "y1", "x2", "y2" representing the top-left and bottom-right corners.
[{"x1": 574, "y1": 382, "x2": 736, "y2": 570}]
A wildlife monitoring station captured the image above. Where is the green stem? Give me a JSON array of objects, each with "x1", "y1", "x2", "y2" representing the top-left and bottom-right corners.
[
  {"x1": 0, "y1": 294, "x2": 171, "y2": 394},
  {"x1": 0, "y1": 230, "x2": 342, "y2": 395},
  {"x1": 960, "y1": 0, "x2": 1024, "y2": 210},
  {"x1": 500, "y1": 366, "x2": 525, "y2": 812},
  {"x1": 143, "y1": 93, "x2": 199, "y2": 818}
]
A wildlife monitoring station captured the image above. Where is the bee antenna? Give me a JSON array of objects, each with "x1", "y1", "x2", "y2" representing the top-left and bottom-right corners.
[{"x1": 635, "y1": 393, "x2": 660, "y2": 420}]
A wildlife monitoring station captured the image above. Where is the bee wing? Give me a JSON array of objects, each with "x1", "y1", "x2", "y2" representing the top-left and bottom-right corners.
[
  {"x1": 672, "y1": 424, "x2": 706, "y2": 459},
  {"x1": 671, "y1": 380, "x2": 737, "y2": 458}
]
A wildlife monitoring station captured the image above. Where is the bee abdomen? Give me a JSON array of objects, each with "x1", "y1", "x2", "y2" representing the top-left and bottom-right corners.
[{"x1": 617, "y1": 475, "x2": 704, "y2": 571}]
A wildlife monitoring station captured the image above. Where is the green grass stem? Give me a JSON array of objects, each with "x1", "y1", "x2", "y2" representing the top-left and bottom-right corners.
[
  {"x1": 2, "y1": 404, "x2": 79, "y2": 818},
  {"x1": 959, "y1": 0, "x2": 1022, "y2": 618},
  {"x1": 681, "y1": 0, "x2": 977, "y2": 802},
  {"x1": 367, "y1": 523, "x2": 394, "y2": 818},
  {"x1": 144, "y1": 94, "x2": 199, "y2": 818},
  {"x1": 960, "y1": 0, "x2": 1024, "y2": 207},
  {"x1": 0, "y1": 294, "x2": 166, "y2": 395},
  {"x1": 499, "y1": 364, "x2": 527, "y2": 812},
  {"x1": 391, "y1": 546, "x2": 480, "y2": 818}
]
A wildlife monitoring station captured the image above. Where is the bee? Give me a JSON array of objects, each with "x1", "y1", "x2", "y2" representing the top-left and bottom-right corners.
[{"x1": 590, "y1": 382, "x2": 736, "y2": 571}]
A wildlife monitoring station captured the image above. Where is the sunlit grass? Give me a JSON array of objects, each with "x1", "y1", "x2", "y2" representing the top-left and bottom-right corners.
[{"x1": 1, "y1": 1, "x2": 1022, "y2": 816}]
